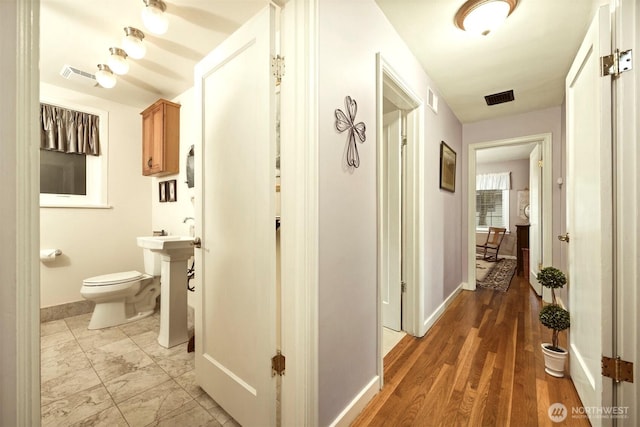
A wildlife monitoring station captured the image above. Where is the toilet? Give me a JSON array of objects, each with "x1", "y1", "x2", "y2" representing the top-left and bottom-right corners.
[{"x1": 81, "y1": 247, "x2": 161, "y2": 330}]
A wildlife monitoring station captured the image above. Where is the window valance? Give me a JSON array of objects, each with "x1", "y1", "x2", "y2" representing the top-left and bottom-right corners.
[
  {"x1": 476, "y1": 172, "x2": 511, "y2": 191},
  {"x1": 40, "y1": 103, "x2": 100, "y2": 156}
]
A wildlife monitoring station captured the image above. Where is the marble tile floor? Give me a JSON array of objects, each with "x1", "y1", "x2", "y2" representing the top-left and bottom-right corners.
[{"x1": 41, "y1": 311, "x2": 241, "y2": 427}]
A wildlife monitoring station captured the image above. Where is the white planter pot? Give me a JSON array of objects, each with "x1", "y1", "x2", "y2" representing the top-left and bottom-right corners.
[{"x1": 541, "y1": 343, "x2": 568, "y2": 377}]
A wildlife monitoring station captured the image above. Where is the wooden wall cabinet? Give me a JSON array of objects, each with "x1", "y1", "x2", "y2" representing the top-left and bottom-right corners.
[{"x1": 141, "y1": 99, "x2": 181, "y2": 176}]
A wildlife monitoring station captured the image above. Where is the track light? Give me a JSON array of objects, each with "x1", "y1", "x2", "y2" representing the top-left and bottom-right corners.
[
  {"x1": 107, "y1": 47, "x2": 129, "y2": 75},
  {"x1": 142, "y1": 0, "x2": 168, "y2": 35},
  {"x1": 122, "y1": 27, "x2": 146, "y2": 59},
  {"x1": 95, "y1": 64, "x2": 116, "y2": 88}
]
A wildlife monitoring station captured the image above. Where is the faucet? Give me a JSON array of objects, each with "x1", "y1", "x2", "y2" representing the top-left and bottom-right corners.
[{"x1": 183, "y1": 217, "x2": 195, "y2": 237}]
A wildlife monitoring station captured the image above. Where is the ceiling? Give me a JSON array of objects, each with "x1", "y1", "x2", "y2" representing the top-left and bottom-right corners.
[
  {"x1": 41, "y1": 0, "x2": 270, "y2": 109},
  {"x1": 41, "y1": 0, "x2": 604, "y2": 121},
  {"x1": 476, "y1": 142, "x2": 536, "y2": 164}
]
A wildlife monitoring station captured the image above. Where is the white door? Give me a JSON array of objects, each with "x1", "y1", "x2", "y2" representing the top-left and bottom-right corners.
[
  {"x1": 194, "y1": 6, "x2": 277, "y2": 426},
  {"x1": 382, "y1": 111, "x2": 402, "y2": 331},
  {"x1": 565, "y1": 6, "x2": 613, "y2": 425},
  {"x1": 528, "y1": 144, "x2": 541, "y2": 295}
]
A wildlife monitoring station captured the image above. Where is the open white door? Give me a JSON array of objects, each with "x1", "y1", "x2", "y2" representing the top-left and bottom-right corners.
[
  {"x1": 528, "y1": 144, "x2": 541, "y2": 295},
  {"x1": 565, "y1": 6, "x2": 613, "y2": 425},
  {"x1": 381, "y1": 111, "x2": 402, "y2": 331},
  {"x1": 194, "y1": 6, "x2": 277, "y2": 426}
]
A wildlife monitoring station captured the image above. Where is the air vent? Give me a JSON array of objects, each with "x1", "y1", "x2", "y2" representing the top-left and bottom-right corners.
[
  {"x1": 484, "y1": 90, "x2": 514, "y2": 106},
  {"x1": 59, "y1": 65, "x2": 97, "y2": 87}
]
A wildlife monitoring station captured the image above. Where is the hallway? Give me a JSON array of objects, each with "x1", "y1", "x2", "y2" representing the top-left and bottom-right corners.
[{"x1": 353, "y1": 275, "x2": 589, "y2": 426}]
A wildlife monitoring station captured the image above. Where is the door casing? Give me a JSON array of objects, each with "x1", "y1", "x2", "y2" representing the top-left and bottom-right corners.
[
  {"x1": 466, "y1": 133, "x2": 553, "y2": 298},
  {"x1": 376, "y1": 53, "x2": 425, "y2": 389}
]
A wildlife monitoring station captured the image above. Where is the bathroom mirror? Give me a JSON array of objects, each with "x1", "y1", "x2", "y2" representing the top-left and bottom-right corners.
[{"x1": 186, "y1": 145, "x2": 194, "y2": 188}]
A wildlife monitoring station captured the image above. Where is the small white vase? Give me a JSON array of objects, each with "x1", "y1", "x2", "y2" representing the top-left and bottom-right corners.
[{"x1": 541, "y1": 343, "x2": 568, "y2": 377}]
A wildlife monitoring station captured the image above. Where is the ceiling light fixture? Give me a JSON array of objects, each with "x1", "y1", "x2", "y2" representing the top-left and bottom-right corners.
[
  {"x1": 107, "y1": 47, "x2": 129, "y2": 75},
  {"x1": 142, "y1": 0, "x2": 168, "y2": 35},
  {"x1": 95, "y1": 64, "x2": 116, "y2": 88},
  {"x1": 454, "y1": 0, "x2": 518, "y2": 36},
  {"x1": 122, "y1": 27, "x2": 147, "y2": 59}
]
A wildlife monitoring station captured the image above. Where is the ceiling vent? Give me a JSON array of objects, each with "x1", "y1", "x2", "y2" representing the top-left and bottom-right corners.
[
  {"x1": 60, "y1": 65, "x2": 97, "y2": 87},
  {"x1": 484, "y1": 90, "x2": 514, "y2": 106}
]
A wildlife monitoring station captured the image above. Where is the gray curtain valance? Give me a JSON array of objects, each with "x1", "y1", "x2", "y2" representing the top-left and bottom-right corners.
[{"x1": 40, "y1": 103, "x2": 100, "y2": 156}]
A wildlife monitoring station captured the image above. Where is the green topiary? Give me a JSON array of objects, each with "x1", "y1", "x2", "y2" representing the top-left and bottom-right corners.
[
  {"x1": 539, "y1": 304, "x2": 570, "y2": 351},
  {"x1": 537, "y1": 266, "x2": 567, "y2": 305},
  {"x1": 537, "y1": 267, "x2": 567, "y2": 289}
]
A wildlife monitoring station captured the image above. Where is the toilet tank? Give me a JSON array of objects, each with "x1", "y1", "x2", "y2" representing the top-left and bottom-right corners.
[{"x1": 143, "y1": 248, "x2": 162, "y2": 276}]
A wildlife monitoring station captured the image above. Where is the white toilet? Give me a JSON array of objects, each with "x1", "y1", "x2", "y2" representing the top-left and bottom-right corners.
[{"x1": 81, "y1": 247, "x2": 161, "y2": 330}]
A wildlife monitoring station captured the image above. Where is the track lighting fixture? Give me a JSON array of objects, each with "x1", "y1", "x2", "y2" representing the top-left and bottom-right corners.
[
  {"x1": 142, "y1": 0, "x2": 169, "y2": 35},
  {"x1": 122, "y1": 26, "x2": 146, "y2": 59},
  {"x1": 107, "y1": 47, "x2": 129, "y2": 75},
  {"x1": 95, "y1": 64, "x2": 116, "y2": 88}
]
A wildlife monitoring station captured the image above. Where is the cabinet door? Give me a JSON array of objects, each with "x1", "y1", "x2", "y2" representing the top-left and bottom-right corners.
[{"x1": 142, "y1": 104, "x2": 165, "y2": 175}]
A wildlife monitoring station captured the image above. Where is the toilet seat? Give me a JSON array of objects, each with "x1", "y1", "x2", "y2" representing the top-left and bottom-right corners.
[{"x1": 83, "y1": 270, "x2": 145, "y2": 286}]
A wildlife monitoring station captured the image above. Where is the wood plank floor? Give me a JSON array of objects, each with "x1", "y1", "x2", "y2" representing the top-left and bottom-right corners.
[{"x1": 352, "y1": 274, "x2": 590, "y2": 427}]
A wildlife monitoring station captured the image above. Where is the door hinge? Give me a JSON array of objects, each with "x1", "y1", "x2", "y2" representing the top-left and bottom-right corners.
[
  {"x1": 271, "y1": 55, "x2": 285, "y2": 85},
  {"x1": 538, "y1": 160, "x2": 543, "y2": 168},
  {"x1": 602, "y1": 356, "x2": 634, "y2": 383},
  {"x1": 401, "y1": 135, "x2": 407, "y2": 148},
  {"x1": 271, "y1": 350, "x2": 286, "y2": 377},
  {"x1": 401, "y1": 281, "x2": 407, "y2": 292},
  {"x1": 601, "y1": 49, "x2": 633, "y2": 77}
]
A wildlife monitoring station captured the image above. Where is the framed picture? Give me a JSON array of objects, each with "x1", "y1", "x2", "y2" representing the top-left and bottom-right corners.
[
  {"x1": 439, "y1": 141, "x2": 456, "y2": 193},
  {"x1": 167, "y1": 179, "x2": 177, "y2": 202},
  {"x1": 159, "y1": 181, "x2": 167, "y2": 202}
]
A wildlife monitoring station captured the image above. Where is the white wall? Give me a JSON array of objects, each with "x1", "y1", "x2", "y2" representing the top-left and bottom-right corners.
[
  {"x1": 40, "y1": 83, "x2": 152, "y2": 307},
  {"x1": 317, "y1": 1, "x2": 462, "y2": 424},
  {"x1": 150, "y1": 87, "x2": 197, "y2": 307},
  {"x1": 462, "y1": 106, "x2": 563, "y2": 284},
  {"x1": 476, "y1": 159, "x2": 530, "y2": 256}
]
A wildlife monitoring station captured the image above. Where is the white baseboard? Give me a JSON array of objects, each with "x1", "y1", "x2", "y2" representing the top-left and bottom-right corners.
[
  {"x1": 421, "y1": 284, "x2": 463, "y2": 336},
  {"x1": 328, "y1": 376, "x2": 379, "y2": 427}
]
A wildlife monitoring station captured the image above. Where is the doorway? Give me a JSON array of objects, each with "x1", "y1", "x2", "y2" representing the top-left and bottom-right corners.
[
  {"x1": 376, "y1": 54, "x2": 423, "y2": 383},
  {"x1": 466, "y1": 134, "x2": 553, "y2": 301}
]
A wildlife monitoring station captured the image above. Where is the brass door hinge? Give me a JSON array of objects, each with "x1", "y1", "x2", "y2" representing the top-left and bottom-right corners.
[
  {"x1": 538, "y1": 160, "x2": 543, "y2": 168},
  {"x1": 272, "y1": 350, "x2": 286, "y2": 377},
  {"x1": 602, "y1": 356, "x2": 634, "y2": 383},
  {"x1": 601, "y1": 49, "x2": 633, "y2": 77},
  {"x1": 271, "y1": 55, "x2": 285, "y2": 85}
]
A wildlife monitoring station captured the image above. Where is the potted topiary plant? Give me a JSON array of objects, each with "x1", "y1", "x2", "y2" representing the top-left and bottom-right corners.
[{"x1": 537, "y1": 266, "x2": 571, "y2": 377}]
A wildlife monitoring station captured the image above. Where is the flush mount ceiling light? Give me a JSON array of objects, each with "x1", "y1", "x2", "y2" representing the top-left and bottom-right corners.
[
  {"x1": 454, "y1": 0, "x2": 518, "y2": 36},
  {"x1": 95, "y1": 64, "x2": 116, "y2": 88},
  {"x1": 142, "y1": 0, "x2": 168, "y2": 35},
  {"x1": 107, "y1": 47, "x2": 129, "y2": 75},
  {"x1": 122, "y1": 27, "x2": 147, "y2": 59}
]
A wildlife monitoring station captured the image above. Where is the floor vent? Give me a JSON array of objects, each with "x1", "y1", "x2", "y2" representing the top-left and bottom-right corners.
[{"x1": 484, "y1": 90, "x2": 515, "y2": 106}]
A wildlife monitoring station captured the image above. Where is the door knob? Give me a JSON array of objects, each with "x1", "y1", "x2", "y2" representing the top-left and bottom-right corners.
[
  {"x1": 193, "y1": 237, "x2": 202, "y2": 248},
  {"x1": 558, "y1": 233, "x2": 570, "y2": 243}
]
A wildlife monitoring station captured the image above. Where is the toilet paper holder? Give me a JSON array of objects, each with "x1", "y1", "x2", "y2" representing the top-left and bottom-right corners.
[{"x1": 40, "y1": 248, "x2": 62, "y2": 262}]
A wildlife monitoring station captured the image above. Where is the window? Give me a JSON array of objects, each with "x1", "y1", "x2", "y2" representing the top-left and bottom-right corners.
[
  {"x1": 476, "y1": 172, "x2": 510, "y2": 231},
  {"x1": 39, "y1": 99, "x2": 108, "y2": 207},
  {"x1": 476, "y1": 189, "x2": 509, "y2": 230}
]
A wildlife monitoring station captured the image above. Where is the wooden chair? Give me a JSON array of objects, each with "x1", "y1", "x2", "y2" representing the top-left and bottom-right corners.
[{"x1": 476, "y1": 227, "x2": 507, "y2": 262}]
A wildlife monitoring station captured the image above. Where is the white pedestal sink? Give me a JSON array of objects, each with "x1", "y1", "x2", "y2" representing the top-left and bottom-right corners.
[{"x1": 137, "y1": 236, "x2": 194, "y2": 348}]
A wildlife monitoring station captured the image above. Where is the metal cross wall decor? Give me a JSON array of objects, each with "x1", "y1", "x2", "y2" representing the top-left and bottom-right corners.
[{"x1": 335, "y1": 96, "x2": 366, "y2": 168}]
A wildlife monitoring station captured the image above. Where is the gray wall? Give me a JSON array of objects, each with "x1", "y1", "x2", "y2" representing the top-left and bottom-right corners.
[
  {"x1": 318, "y1": 1, "x2": 463, "y2": 424},
  {"x1": 462, "y1": 106, "x2": 563, "y2": 284}
]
